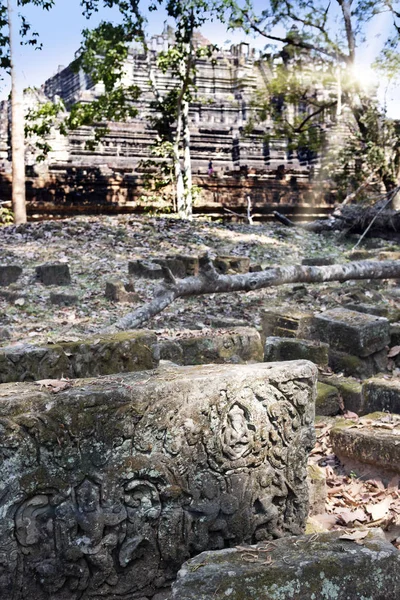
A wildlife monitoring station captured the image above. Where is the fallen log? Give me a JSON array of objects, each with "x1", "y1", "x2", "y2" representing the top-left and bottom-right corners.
[{"x1": 101, "y1": 257, "x2": 400, "y2": 332}]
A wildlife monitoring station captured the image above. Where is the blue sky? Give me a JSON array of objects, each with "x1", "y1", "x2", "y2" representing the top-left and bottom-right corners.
[{"x1": 4, "y1": 0, "x2": 400, "y2": 117}]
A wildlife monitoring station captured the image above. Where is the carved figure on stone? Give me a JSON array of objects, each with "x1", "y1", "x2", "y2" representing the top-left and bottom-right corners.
[
  {"x1": 252, "y1": 466, "x2": 288, "y2": 540},
  {"x1": 221, "y1": 404, "x2": 254, "y2": 460}
]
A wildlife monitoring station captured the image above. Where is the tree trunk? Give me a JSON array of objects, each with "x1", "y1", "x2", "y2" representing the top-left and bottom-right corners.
[
  {"x1": 7, "y1": 0, "x2": 26, "y2": 225},
  {"x1": 101, "y1": 258, "x2": 400, "y2": 333},
  {"x1": 182, "y1": 98, "x2": 193, "y2": 220}
]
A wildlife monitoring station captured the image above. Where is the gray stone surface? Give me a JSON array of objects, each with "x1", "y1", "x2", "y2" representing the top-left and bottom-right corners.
[
  {"x1": 105, "y1": 280, "x2": 140, "y2": 303},
  {"x1": 154, "y1": 255, "x2": 199, "y2": 278},
  {"x1": 362, "y1": 377, "x2": 400, "y2": 415},
  {"x1": 260, "y1": 307, "x2": 314, "y2": 341},
  {"x1": 330, "y1": 413, "x2": 400, "y2": 480},
  {"x1": 0, "y1": 330, "x2": 158, "y2": 383},
  {"x1": 318, "y1": 375, "x2": 362, "y2": 414},
  {"x1": 307, "y1": 464, "x2": 327, "y2": 516},
  {"x1": 328, "y1": 348, "x2": 388, "y2": 379},
  {"x1": 36, "y1": 263, "x2": 71, "y2": 286},
  {"x1": 172, "y1": 530, "x2": 400, "y2": 600},
  {"x1": 159, "y1": 327, "x2": 263, "y2": 365},
  {"x1": 344, "y1": 302, "x2": 400, "y2": 322},
  {"x1": 264, "y1": 336, "x2": 329, "y2": 367},
  {"x1": 213, "y1": 255, "x2": 250, "y2": 274},
  {"x1": 316, "y1": 382, "x2": 342, "y2": 416},
  {"x1": 312, "y1": 308, "x2": 390, "y2": 357},
  {"x1": 50, "y1": 291, "x2": 79, "y2": 306},
  {"x1": 0, "y1": 264, "x2": 22, "y2": 286},
  {"x1": 128, "y1": 259, "x2": 164, "y2": 279},
  {"x1": 0, "y1": 361, "x2": 317, "y2": 599}
]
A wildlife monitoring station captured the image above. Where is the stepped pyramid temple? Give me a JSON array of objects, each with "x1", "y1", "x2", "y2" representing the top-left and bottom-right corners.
[{"x1": 0, "y1": 27, "x2": 339, "y2": 219}]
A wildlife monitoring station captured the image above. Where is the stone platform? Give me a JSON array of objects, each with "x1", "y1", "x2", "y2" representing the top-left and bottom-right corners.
[{"x1": 0, "y1": 360, "x2": 316, "y2": 599}]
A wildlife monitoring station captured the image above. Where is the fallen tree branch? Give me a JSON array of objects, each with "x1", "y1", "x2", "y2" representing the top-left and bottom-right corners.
[{"x1": 101, "y1": 259, "x2": 400, "y2": 333}]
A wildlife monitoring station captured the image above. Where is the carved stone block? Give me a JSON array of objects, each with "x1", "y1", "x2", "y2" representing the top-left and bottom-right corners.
[{"x1": 0, "y1": 361, "x2": 316, "y2": 599}]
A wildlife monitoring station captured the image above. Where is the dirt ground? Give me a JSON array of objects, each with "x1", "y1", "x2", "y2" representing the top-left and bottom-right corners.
[{"x1": 1, "y1": 214, "x2": 400, "y2": 547}]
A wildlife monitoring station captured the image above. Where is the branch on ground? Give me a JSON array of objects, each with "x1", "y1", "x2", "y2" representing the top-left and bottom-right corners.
[{"x1": 100, "y1": 258, "x2": 400, "y2": 333}]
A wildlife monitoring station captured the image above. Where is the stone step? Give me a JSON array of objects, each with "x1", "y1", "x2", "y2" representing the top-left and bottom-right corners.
[
  {"x1": 172, "y1": 530, "x2": 400, "y2": 599},
  {"x1": 330, "y1": 412, "x2": 400, "y2": 481}
]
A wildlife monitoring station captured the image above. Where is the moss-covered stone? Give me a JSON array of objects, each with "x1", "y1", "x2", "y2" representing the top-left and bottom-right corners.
[
  {"x1": 312, "y1": 308, "x2": 390, "y2": 357},
  {"x1": 315, "y1": 382, "x2": 342, "y2": 416},
  {"x1": 362, "y1": 377, "x2": 400, "y2": 414},
  {"x1": 159, "y1": 327, "x2": 263, "y2": 365},
  {"x1": 330, "y1": 412, "x2": 400, "y2": 480},
  {"x1": 344, "y1": 302, "x2": 400, "y2": 323},
  {"x1": 0, "y1": 330, "x2": 158, "y2": 382},
  {"x1": 319, "y1": 374, "x2": 362, "y2": 414},
  {"x1": 265, "y1": 337, "x2": 329, "y2": 367},
  {"x1": 328, "y1": 348, "x2": 388, "y2": 379},
  {"x1": 172, "y1": 530, "x2": 400, "y2": 599},
  {"x1": 0, "y1": 361, "x2": 317, "y2": 599}
]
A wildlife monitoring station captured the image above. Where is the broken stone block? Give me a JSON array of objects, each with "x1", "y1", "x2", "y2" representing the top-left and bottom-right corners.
[
  {"x1": 214, "y1": 255, "x2": 250, "y2": 274},
  {"x1": 0, "y1": 264, "x2": 22, "y2": 286},
  {"x1": 50, "y1": 291, "x2": 79, "y2": 306},
  {"x1": 260, "y1": 307, "x2": 314, "y2": 341},
  {"x1": 316, "y1": 382, "x2": 342, "y2": 416},
  {"x1": 172, "y1": 530, "x2": 400, "y2": 600},
  {"x1": 264, "y1": 337, "x2": 329, "y2": 367},
  {"x1": 330, "y1": 413, "x2": 400, "y2": 481},
  {"x1": 307, "y1": 464, "x2": 327, "y2": 516},
  {"x1": 312, "y1": 308, "x2": 390, "y2": 357},
  {"x1": 36, "y1": 263, "x2": 71, "y2": 286},
  {"x1": 318, "y1": 375, "x2": 362, "y2": 414},
  {"x1": 159, "y1": 327, "x2": 263, "y2": 365},
  {"x1": 0, "y1": 361, "x2": 317, "y2": 598},
  {"x1": 362, "y1": 376, "x2": 400, "y2": 415},
  {"x1": 155, "y1": 255, "x2": 199, "y2": 278},
  {"x1": 344, "y1": 302, "x2": 400, "y2": 322},
  {"x1": 301, "y1": 255, "x2": 336, "y2": 266},
  {"x1": 328, "y1": 348, "x2": 388, "y2": 379},
  {"x1": 249, "y1": 263, "x2": 263, "y2": 272},
  {"x1": 128, "y1": 259, "x2": 164, "y2": 279},
  {"x1": 0, "y1": 330, "x2": 158, "y2": 383},
  {"x1": 345, "y1": 249, "x2": 378, "y2": 261},
  {"x1": 378, "y1": 250, "x2": 400, "y2": 261},
  {"x1": 105, "y1": 280, "x2": 140, "y2": 303}
]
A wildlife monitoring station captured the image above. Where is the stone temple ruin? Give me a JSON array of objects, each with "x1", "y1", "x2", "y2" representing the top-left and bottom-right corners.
[
  {"x1": 1, "y1": 253, "x2": 400, "y2": 599},
  {"x1": 0, "y1": 29, "x2": 339, "y2": 218}
]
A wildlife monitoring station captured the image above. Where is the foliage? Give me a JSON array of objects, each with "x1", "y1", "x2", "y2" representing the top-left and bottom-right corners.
[
  {"x1": 0, "y1": 202, "x2": 13, "y2": 225},
  {"x1": 232, "y1": 0, "x2": 400, "y2": 197}
]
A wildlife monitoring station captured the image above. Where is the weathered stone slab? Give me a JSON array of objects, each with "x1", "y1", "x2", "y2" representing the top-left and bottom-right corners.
[
  {"x1": 105, "y1": 280, "x2": 140, "y2": 303},
  {"x1": 264, "y1": 336, "x2": 329, "y2": 367},
  {"x1": 0, "y1": 330, "x2": 158, "y2": 383},
  {"x1": 213, "y1": 255, "x2": 250, "y2": 274},
  {"x1": 36, "y1": 263, "x2": 71, "y2": 286},
  {"x1": 172, "y1": 530, "x2": 400, "y2": 600},
  {"x1": 390, "y1": 323, "x2": 400, "y2": 346},
  {"x1": 318, "y1": 375, "x2": 362, "y2": 414},
  {"x1": 316, "y1": 382, "x2": 342, "y2": 416},
  {"x1": 128, "y1": 259, "x2": 164, "y2": 279},
  {"x1": 0, "y1": 264, "x2": 22, "y2": 286},
  {"x1": 328, "y1": 348, "x2": 388, "y2": 379},
  {"x1": 155, "y1": 255, "x2": 199, "y2": 278},
  {"x1": 330, "y1": 413, "x2": 400, "y2": 480},
  {"x1": 0, "y1": 361, "x2": 317, "y2": 599},
  {"x1": 344, "y1": 302, "x2": 400, "y2": 322},
  {"x1": 312, "y1": 308, "x2": 390, "y2": 357},
  {"x1": 260, "y1": 307, "x2": 314, "y2": 340},
  {"x1": 159, "y1": 327, "x2": 263, "y2": 365},
  {"x1": 362, "y1": 377, "x2": 400, "y2": 415}
]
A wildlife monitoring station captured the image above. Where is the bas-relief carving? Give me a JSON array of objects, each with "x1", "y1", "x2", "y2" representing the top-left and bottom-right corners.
[{"x1": 3, "y1": 375, "x2": 314, "y2": 598}]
